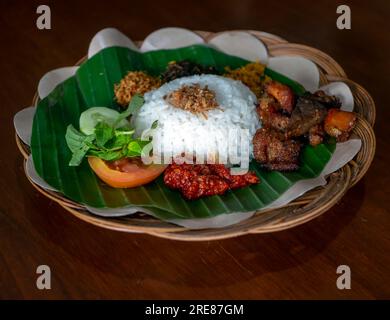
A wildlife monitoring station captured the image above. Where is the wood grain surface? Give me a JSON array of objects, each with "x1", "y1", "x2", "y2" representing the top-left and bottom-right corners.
[{"x1": 1, "y1": 0, "x2": 389, "y2": 299}]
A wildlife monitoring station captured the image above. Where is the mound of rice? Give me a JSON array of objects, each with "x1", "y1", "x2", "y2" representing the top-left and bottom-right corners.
[{"x1": 132, "y1": 75, "x2": 261, "y2": 164}]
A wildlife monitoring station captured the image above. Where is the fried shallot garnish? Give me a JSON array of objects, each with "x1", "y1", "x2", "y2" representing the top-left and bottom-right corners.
[{"x1": 164, "y1": 84, "x2": 220, "y2": 118}]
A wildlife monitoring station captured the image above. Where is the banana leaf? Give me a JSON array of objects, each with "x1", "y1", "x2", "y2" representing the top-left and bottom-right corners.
[{"x1": 31, "y1": 45, "x2": 333, "y2": 220}]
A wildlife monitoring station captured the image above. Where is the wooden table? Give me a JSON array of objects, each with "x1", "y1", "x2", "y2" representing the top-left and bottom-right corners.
[{"x1": 1, "y1": 0, "x2": 389, "y2": 299}]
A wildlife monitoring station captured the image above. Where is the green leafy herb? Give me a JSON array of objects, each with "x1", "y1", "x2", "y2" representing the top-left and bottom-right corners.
[
  {"x1": 88, "y1": 149, "x2": 124, "y2": 161},
  {"x1": 113, "y1": 94, "x2": 144, "y2": 128},
  {"x1": 95, "y1": 121, "x2": 114, "y2": 147},
  {"x1": 65, "y1": 125, "x2": 89, "y2": 153},
  {"x1": 65, "y1": 95, "x2": 152, "y2": 166},
  {"x1": 126, "y1": 139, "x2": 152, "y2": 157},
  {"x1": 65, "y1": 125, "x2": 96, "y2": 166}
]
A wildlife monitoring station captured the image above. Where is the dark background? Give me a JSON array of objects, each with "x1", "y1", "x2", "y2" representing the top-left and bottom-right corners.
[{"x1": 1, "y1": 0, "x2": 389, "y2": 299}]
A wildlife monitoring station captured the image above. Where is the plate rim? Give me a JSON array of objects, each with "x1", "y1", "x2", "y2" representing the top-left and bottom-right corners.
[{"x1": 15, "y1": 29, "x2": 376, "y2": 240}]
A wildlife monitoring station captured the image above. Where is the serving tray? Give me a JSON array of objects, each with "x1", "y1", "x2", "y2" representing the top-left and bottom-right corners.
[{"x1": 15, "y1": 30, "x2": 376, "y2": 240}]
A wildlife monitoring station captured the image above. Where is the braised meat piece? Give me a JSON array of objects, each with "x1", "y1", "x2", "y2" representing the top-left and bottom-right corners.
[
  {"x1": 164, "y1": 164, "x2": 259, "y2": 200},
  {"x1": 307, "y1": 124, "x2": 325, "y2": 146},
  {"x1": 258, "y1": 93, "x2": 327, "y2": 140},
  {"x1": 305, "y1": 90, "x2": 341, "y2": 109},
  {"x1": 264, "y1": 81, "x2": 295, "y2": 113},
  {"x1": 257, "y1": 97, "x2": 291, "y2": 132},
  {"x1": 254, "y1": 80, "x2": 357, "y2": 171},
  {"x1": 286, "y1": 96, "x2": 328, "y2": 138},
  {"x1": 253, "y1": 128, "x2": 302, "y2": 171}
]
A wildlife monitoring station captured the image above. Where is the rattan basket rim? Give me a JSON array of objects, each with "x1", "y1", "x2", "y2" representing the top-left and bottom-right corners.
[{"x1": 16, "y1": 29, "x2": 376, "y2": 240}]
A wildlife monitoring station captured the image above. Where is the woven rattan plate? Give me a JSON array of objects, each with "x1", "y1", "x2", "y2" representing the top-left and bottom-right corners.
[{"x1": 16, "y1": 30, "x2": 376, "y2": 241}]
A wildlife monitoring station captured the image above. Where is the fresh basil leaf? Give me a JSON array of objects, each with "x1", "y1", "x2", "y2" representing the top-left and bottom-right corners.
[
  {"x1": 88, "y1": 149, "x2": 124, "y2": 161},
  {"x1": 68, "y1": 134, "x2": 96, "y2": 166},
  {"x1": 126, "y1": 139, "x2": 151, "y2": 157},
  {"x1": 127, "y1": 141, "x2": 142, "y2": 154},
  {"x1": 111, "y1": 133, "x2": 132, "y2": 149},
  {"x1": 65, "y1": 125, "x2": 87, "y2": 153},
  {"x1": 66, "y1": 96, "x2": 150, "y2": 165},
  {"x1": 95, "y1": 121, "x2": 114, "y2": 147},
  {"x1": 113, "y1": 94, "x2": 144, "y2": 128}
]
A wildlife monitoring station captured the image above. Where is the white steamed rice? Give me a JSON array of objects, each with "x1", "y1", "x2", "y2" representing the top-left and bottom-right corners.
[{"x1": 131, "y1": 75, "x2": 261, "y2": 164}]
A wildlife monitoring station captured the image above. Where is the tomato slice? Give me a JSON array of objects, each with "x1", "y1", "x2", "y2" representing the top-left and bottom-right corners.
[{"x1": 88, "y1": 157, "x2": 167, "y2": 188}]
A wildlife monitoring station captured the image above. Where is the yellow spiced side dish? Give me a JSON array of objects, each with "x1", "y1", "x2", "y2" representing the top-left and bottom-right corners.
[{"x1": 224, "y1": 62, "x2": 267, "y2": 98}]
